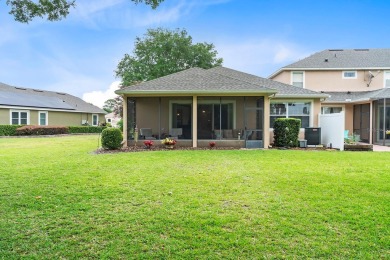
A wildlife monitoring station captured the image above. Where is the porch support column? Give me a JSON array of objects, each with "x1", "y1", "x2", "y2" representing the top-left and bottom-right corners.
[
  {"x1": 369, "y1": 101, "x2": 373, "y2": 144},
  {"x1": 263, "y1": 95, "x2": 270, "y2": 148},
  {"x1": 122, "y1": 95, "x2": 128, "y2": 147},
  {"x1": 383, "y1": 98, "x2": 387, "y2": 146},
  {"x1": 192, "y1": 95, "x2": 198, "y2": 147}
]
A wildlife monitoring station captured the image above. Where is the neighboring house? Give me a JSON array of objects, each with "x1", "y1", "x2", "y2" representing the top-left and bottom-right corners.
[
  {"x1": 105, "y1": 112, "x2": 121, "y2": 127},
  {"x1": 269, "y1": 48, "x2": 390, "y2": 145},
  {"x1": 0, "y1": 82, "x2": 106, "y2": 126},
  {"x1": 116, "y1": 66, "x2": 328, "y2": 148}
]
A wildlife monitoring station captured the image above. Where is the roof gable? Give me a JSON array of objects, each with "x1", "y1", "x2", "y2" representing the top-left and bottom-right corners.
[{"x1": 117, "y1": 66, "x2": 328, "y2": 98}]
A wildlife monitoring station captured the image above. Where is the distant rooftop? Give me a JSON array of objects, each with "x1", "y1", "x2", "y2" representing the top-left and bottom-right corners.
[
  {"x1": 0, "y1": 82, "x2": 105, "y2": 113},
  {"x1": 283, "y1": 49, "x2": 390, "y2": 69}
]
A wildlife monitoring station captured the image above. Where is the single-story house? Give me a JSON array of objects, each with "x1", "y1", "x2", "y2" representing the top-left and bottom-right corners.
[
  {"x1": 116, "y1": 66, "x2": 329, "y2": 148},
  {"x1": 0, "y1": 82, "x2": 105, "y2": 126}
]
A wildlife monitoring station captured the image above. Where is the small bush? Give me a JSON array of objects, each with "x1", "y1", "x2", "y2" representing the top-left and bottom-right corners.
[
  {"x1": 68, "y1": 126, "x2": 106, "y2": 134},
  {"x1": 117, "y1": 119, "x2": 123, "y2": 132},
  {"x1": 101, "y1": 128, "x2": 123, "y2": 150},
  {"x1": 273, "y1": 118, "x2": 301, "y2": 147},
  {"x1": 16, "y1": 125, "x2": 68, "y2": 136},
  {"x1": 0, "y1": 125, "x2": 21, "y2": 136}
]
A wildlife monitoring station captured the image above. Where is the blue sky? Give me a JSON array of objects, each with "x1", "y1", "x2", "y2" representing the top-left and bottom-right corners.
[{"x1": 1, "y1": 0, "x2": 390, "y2": 107}]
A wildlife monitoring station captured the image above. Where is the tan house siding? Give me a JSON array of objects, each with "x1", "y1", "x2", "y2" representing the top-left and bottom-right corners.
[
  {"x1": 272, "y1": 70, "x2": 386, "y2": 92},
  {"x1": 0, "y1": 109, "x2": 8, "y2": 124},
  {"x1": 0, "y1": 108, "x2": 105, "y2": 126}
]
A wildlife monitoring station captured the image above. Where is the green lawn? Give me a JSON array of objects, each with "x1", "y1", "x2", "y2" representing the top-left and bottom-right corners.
[{"x1": 0, "y1": 135, "x2": 389, "y2": 259}]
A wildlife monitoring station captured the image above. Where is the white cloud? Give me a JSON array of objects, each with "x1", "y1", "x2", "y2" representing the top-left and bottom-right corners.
[
  {"x1": 216, "y1": 39, "x2": 311, "y2": 77},
  {"x1": 82, "y1": 81, "x2": 121, "y2": 108}
]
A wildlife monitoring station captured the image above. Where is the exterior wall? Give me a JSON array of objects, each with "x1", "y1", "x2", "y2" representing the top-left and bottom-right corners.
[
  {"x1": 0, "y1": 109, "x2": 8, "y2": 124},
  {"x1": 272, "y1": 70, "x2": 385, "y2": 92},
  {"x1": 0, "y1": 107, "x2": 104, "y2": 126}
]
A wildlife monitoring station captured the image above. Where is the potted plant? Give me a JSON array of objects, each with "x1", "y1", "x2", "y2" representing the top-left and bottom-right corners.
[{"x1": 161, "y1": 138, "x2": 177, "y2": 149}]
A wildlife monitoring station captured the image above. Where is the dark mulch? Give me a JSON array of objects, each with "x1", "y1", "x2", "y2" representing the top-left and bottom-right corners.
[{"x1": 94, "y1": 145, "x2": 241, "y2": 154}]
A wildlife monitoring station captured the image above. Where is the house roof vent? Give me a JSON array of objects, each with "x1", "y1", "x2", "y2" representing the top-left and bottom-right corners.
[{"x1": 324, "y1": 59, "x2": 328, "y2": 62}]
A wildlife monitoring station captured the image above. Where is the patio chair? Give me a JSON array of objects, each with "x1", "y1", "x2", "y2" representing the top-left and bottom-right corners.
[
  {"x1": 139, "y1": 128, "x2": 156, "y2": 140},
  {"x1": 214, "y1": 129, "x2": 223, "y2": 139},
  {"x1": 344, "y1": 130, "x2": 350, "y2": 143},
  {"x1": 169, "y1": 128, "x2": 182, "y2": 139},
  {"x1": 242, "y1": 130, "x2": 253, "y2": 140}
]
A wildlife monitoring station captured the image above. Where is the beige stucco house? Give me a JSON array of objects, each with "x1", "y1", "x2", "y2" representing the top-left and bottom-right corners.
[
  {"x1": 116, "y1": 66, "x2": 328, "y2": 148},
  {"x1": 0, "y1": 82, "x2": 105, "y2": 126},
  {"x1": 269, "y1": 49, "x2": 390, "y2": 145}
]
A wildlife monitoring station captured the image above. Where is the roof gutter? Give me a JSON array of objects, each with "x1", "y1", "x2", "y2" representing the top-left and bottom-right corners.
[{"x1": 274, "y1": 93, "x2": 330, "y2": 99}]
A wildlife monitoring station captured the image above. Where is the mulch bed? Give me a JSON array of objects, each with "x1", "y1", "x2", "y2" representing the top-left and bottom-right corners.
[{"x1": 94, "y1": 146, "x2": 241, "y2": 154}]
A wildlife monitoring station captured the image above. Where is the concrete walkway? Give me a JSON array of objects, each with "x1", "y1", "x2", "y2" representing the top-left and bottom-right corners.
[{"x1": 373, "y1": 145, "x2": 390, "y2": 152}]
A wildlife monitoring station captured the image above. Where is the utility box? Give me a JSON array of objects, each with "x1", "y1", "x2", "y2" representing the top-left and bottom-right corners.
[
  {"x1": 299, "y1": 139, "x2": 307, "y2": 148},
  {"x1": 305, "y1": 127, "x2": 321, "y2": 145}
]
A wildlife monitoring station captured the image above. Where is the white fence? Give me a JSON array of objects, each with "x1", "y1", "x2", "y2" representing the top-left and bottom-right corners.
[{"x1": 319, "y1": 111, "x2": 345, "y2": 151}]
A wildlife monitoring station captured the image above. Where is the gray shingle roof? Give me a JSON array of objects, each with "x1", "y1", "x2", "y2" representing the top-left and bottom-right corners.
[
  {"x1": 283, "y1": 49, "x2": 390, "y2": 69},
  {"x1": 0, "y1": 82, "x2": 105, "y2": 113},
  {"x1": 324, "y1": 88, "x2": 390, "y2": 103},
  {"x1": 117, "y1": 66, "x2": 328, "y2": 98}
]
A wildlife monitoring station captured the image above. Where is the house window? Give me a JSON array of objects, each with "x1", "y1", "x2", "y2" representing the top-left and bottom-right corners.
[
  {"x1": 38, "y1": 111, "x2": 48, "y2": 125},
  {"x1": 342, "y1": 71, "x2": 357, "y2": 79},
  {"x1": 92, "y1": 114, "x2": 99, "y2": 126},
  {"x1": 321, "y1": 106, "x2": 343, "y2": 114},
  {"x1": 385, "y1": 71, "x2": 390, "y2": 88},
  {"x1": 291, "y1": 71, "x2": 304, "y2": 88},
  {"x1": 10, "y1": 110, "x2": 29, "y2": 125},
  {"x1": 270, "y1": 102, "x2": 311, "y2": 128}
]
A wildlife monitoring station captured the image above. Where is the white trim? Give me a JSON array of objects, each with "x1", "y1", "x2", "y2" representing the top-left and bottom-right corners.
[
  {"x1": 10, "y1": 109, "x2": 30, "y2": 125},
  {"x1": 92, "y1": 114, "x2": 99, "y2": 126},
  {"x1": 38, "y1": 111, "x2": 48, "y2": 125},
  {"x1": 342, "y1": 71, "x2": 357, "y2": 79},
  {"x1": 321, "y1": 105, "x2": 345, "y2": 114},
  {"x1": 291, "y1": 71, "x2": 305, "y2": 88},
  {"x1": 384, "y1": 71, "x2": 390, "y2": 88}
]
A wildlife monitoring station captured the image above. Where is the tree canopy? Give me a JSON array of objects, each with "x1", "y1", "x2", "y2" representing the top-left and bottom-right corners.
[
  {"x1": 115, "y1": 28, "x2": 223, "y2": 86},
  {"x1": 6, "y1": 0, "x2": 164, "y2": 23}
]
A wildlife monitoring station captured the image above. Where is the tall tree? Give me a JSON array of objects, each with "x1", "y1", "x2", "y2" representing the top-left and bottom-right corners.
[
  {"x1": 6, "y1": 0, "x2": 164, "y2": 23},
  {"x1": 103, "y1": 98, "x2": 117, "y2": 113},
  {"x1": 115, "y1": 28, "x2": 223, "y2": 86}
]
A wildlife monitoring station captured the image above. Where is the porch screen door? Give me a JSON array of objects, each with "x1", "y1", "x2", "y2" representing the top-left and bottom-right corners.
[{"x1": 244, "y1": 97, "x2": 264, "y2": 148}]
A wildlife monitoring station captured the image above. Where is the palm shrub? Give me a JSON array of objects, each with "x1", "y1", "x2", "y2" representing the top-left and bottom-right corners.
[
  {"x1": 101, "y1": 128, "x2": 123, "y2": 150},
  {"x1": 273, "y1": 118, "x2": 301, "y2": 147}
]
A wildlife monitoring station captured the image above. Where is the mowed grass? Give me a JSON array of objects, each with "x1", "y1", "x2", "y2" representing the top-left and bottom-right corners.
[{"x1": 0, "y1": 136, "x2": 389, "y2": 259}]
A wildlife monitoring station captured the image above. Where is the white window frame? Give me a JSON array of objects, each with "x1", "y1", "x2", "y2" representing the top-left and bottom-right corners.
[
  {"x1": 384, "y1": 71, "x2": 390, "y2": 88},
  {"x1": 92, "y1": 114, "x2": 99, "y2": 126},
  {"x1": 342, "y1": 71, "x2": 357, "y2": 79},
  {"x1": 270, "y1": 100, "x2": 313, "y2": 129},
  {"x1": 38, "y1": 111, "x2": 48, "y2": 125},
  {"x1": 321, "y1": 105, "x2": 344, "y2": 114},
  {"x1": 10, "y1": 110, "x2": 30, "y2": 125},
  {"x1": 291, "y1": 71, "x2": 305, "y2": 88}
]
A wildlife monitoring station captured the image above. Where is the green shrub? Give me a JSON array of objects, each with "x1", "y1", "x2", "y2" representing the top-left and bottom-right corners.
[
  {"x1": 273, "y1": 118, "x2": 301, "y2": 147},
  {"x1": 117, "y1": 119, "x2": 123, "y2": 132},
  {"x1": 68, "y1": 126, "x2": 106, "y2": 134},
  {"x1": 16, "y1": 125, "x2": 68, "y2": 136},
  {"x1": 101, "y1": 128, "x2": 123, "y2": 150},
  {"x1": 0, "y1": 125, "x2": 21, "y2": 136}
]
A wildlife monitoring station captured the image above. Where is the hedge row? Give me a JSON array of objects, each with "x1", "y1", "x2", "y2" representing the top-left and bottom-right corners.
[
  {"x1": 16, "y1": 125, "x2": 69, "y2": 136},
  {"x1": 68, "y1": 126, "x2": 107, "y2": 134},
  {"x1": 0, "y1": 125, "x2": 21, "y2": 136},
  {"x1": 0, "y1": 125, "x2": 107, "y2": 136}
]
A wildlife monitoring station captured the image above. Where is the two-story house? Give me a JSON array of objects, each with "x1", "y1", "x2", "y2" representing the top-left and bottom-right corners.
[{"x1": 270, "y1": 49, "x2": 390, "y2": 146}]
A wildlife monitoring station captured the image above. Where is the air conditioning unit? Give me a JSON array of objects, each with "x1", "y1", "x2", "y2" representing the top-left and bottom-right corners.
[
  {"x1": 81, "y1": 120, "x2": 88, "y2": 125},
  {"x1": 305, "y1": 127, "x2": 321, "y2": 145}
]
